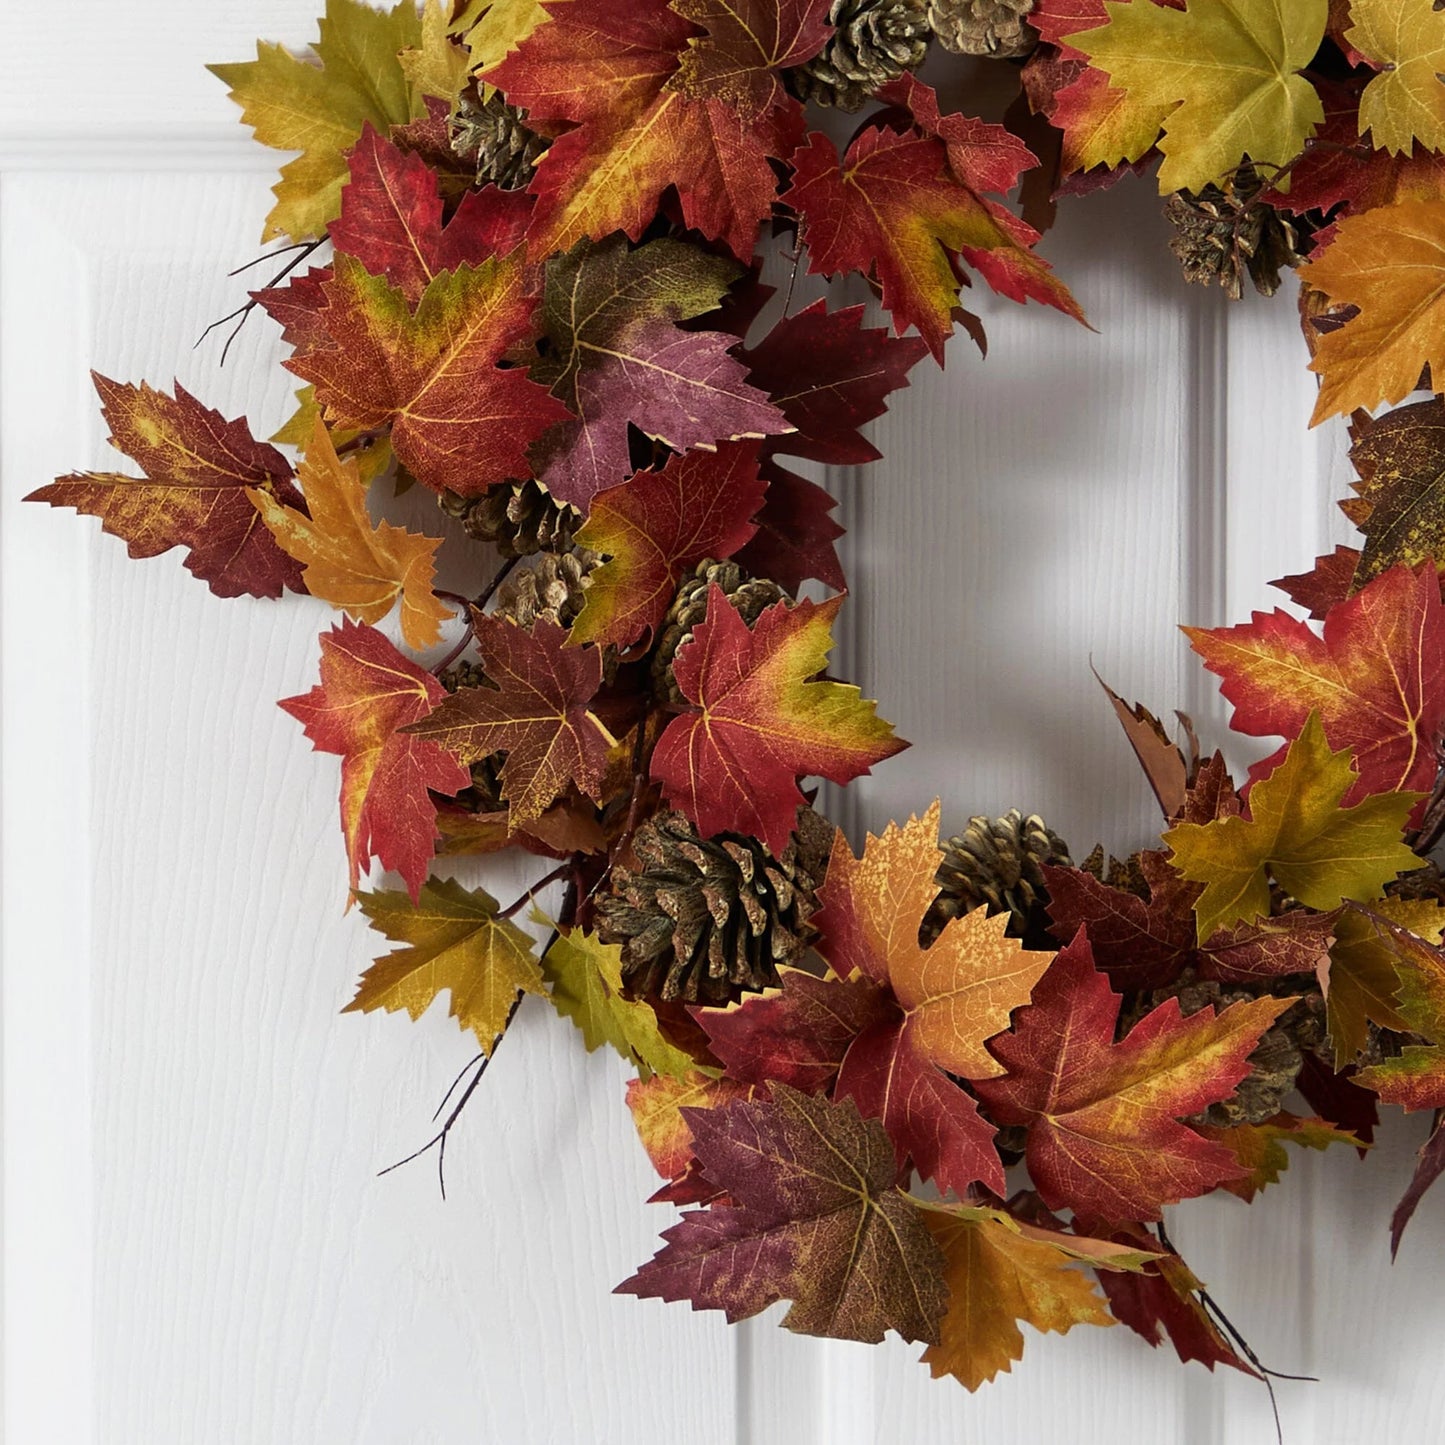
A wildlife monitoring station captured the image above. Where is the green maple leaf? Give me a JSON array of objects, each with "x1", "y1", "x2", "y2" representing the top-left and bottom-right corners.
[
  {"x1": 1163, "y1": 713, "x2": 1420, "y2": 940},
  {"x1": 540, "y1": 924, "x2": 700, "y2": 1080},
  {"x1": 210, "y1": 0, "x2": 425, "y2": 241},
  {"x1": 1068, "y1": 0, "x2": 1327, "y2": 194},
  {"x1": 349, "y1": 878, "x2": 546, "y2": 1055}
]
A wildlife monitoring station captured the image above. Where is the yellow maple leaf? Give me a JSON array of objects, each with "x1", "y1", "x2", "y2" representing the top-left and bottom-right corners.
[
  {"x1": 1350, "y1": 0, "x2": 1445, "y2": 156},
  {"x1": 1068, "y1": 0, "x2": 1327, "y2": 194},
  {"x1": 1300, "y1": 197, "x2": 1445, "y2": 422},
  {"x1": 248, "y1": 417, "x2": 451, "y2": 651},
  {"x1": 539, "y1": 922, "x2": 701, "y2": 1080},
  {"x1": 454, "y1": 0, "x2": 565, "y2": 89},
  {"x1": 348, "y1": 878, "x2": 546, "y2": 1055},
  {"x1": 1163, "y1": 714, "x2": 1420, "y2": 941},
  {"x1": 920, "y1": 1205, "x2": 1155, "y2": 1391},
  {"x1": 210, "y1": 0, "x2": 425, "y2": 242},
  {"x1": 400, "y1": 0, "x2": 472, "y2": 110}
]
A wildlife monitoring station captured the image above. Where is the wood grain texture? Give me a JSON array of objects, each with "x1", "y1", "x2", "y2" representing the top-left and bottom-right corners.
[{"x1": 4, "y1": 4, "x2": 1445, "y2": 1442}]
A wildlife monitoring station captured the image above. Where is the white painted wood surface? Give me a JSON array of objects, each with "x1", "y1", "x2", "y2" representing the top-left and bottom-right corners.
[{"x1": 4, "y1": 5, "x2": 1444, "y2": 1442}]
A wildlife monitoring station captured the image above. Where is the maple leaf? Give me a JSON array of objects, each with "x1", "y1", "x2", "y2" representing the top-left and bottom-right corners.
[
  {"x1": 1185, "y1": 562, "x2": 1445, "y2": 805},
  {"x1": 651, "y1": 587, "x2": 905, "y2": 853},
  {"x1": 1324, "y1": 897, "x2": 1442, "y2": 1064},
  {"x1": 617, "y1": 1085, "x2": 948, "y2": 1344},
  {"x1": 626, "y1": 1069, "x2": 752, "y2": 1197},
  {"x1": 347, "y1": 878, "x2": 545, "y2": 1054},
  {"x1": 1269, "y1": 80, "x2": 1445, "y2": 241},
  {"x1": 280, "y1": 619, "x2": 469, "y2": 899},
  {"x1": 1271, "y1": 545, "x2": 1362, "y2": 620},
  {"x1": 489, "y1": 0, "x2": 799, "y2": 260},
  {"x1": 569, "y1": 443, "x2": 766, "y2": 649},
  {"x1": 399, "y1": 0, "x2": 472, "y2": 109},
  {"x1": 1300, "y1": 198, "x2": 1445, "y2": 424},
  {"x1": 694, "y1": 966, "x2": 893, "y2": 1093},
  {"x1": 1352, "y1": 914, "x2": 1445, "y2": 1111},
  {"x1": 1163, "y1": 715, "x2": 1421, "y2": 940},
  {"x1": 455, "y1": 0, "x2": 561, "y2": 82},
  {"x1": 1195, "y1": 1111, "x2": 1364, "y2": 1202},
  {"x1": 1098, "y1": 677, "x2": 1190, "y2": 819},
  {"x1": 920, "y1": 1204, "x2": 1154, "y2": 1391},
  {"x1": 1390, "y1": 1118, "x2": 1445, "y2": 1257},
  {"x1": 28, "y1": 375, "x2": 307, "y2": 601},
  {"x1": 814, "y1": 804, "x2": 1053, "y2": 1195},
  {"x1": 284, "y1": 252, "x2": 567, "y2": 496},
  {"x1": 735, "y1": 300, "x2": 930, "y2": 467},
  {"x1": 405, "y1": 615, "x2": 615, "y2": 822},
  {"x1": 1066, "y1": 0, "x2": 1326, "y2": 194},
  {"x1": 668, "y1": 0, "x2": 831, "y2": 120},
  {"x1": 1045, "y1": 852, "x2": 1335, "y2": 992},
  {"x1": 785, "y1": 125, "x2": 1080, "y2": 362},
  {"x1": 210, "y1": 0, "x2": 425, "y2": 241},
  {"x1": 527, "y1": 236, "x2": 787, "y2": 510},
  {"x1": 736, "y1": 463, "x2": 847, "y2": 594},
  {"x1": 1349, "y1": 399, "x2": 1445, "y2": 586},
  {"x1": 1349, "y1": 0, "x2": 1445, "y2": 156},
  {"x1": 540, "y1": 926, "x2": 699, "y2": 1078},
  {"x1": 248, "y1": 417, "x2": 451, "y2": 650},
  {"x1": 976, "y1": 932, "x2": 1292, "y2": 1220},
  {"x1": 1094, "y1": 1225, "x2": 1259, "y2": 1375},
  {"x1": 328, "y1": 127, "x2": 530, "y2": 302},
  {"x1": 1022, "y1": 34, "x2": 1172, "y2": 176}
]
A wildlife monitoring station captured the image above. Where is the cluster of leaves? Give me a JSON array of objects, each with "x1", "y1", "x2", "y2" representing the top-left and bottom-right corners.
[{"x1": 26, "y1": 0, "x2": 1445, "y2": 1400}]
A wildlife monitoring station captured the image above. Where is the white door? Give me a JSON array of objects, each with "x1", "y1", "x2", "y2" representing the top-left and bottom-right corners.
[{"x1": 3, "y1": 3, "x2": 1442, "y2": 1442}]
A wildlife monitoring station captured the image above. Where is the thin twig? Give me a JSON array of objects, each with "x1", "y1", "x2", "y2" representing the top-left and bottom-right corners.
[
  {"x1": 195, "y1": 238, "x2": 324, "y2": 364},
  {"x1": 497, "y1": 864, "x2": 571, "y2": 919},
  {"x1": 378, "y1": 985, "x2": 532, "y2": 1197},
  {"x1": 474, "y1": 554, "x2": 519, "y2": 612},
  {"x1": 781, "y1": 244, "x2": 803, "y2": 320},
  {"x1": 432, "y1": 1051, "x2": 485, "y2": 1122},
  {"x1": 226, "y1": 241, "x2": 315, "y2": 277}
]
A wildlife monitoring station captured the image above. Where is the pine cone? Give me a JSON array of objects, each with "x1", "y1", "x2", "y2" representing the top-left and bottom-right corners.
[
  {"x1": 792, "y1": 0, "x2": 930, "y2": 110},
  {"x1": 438, "y1": 480, "x2": 582, "y2": 557},
  {"x1": 928, "y1": 0, "x2": 1037, "y2": 58},
  {"x1": 597, "y1": 808, "x2": 834, "y2": 1005},
  {"x1": 651, "y1": 560, "x2": 787, "y2": 700},
  {"x1": 494, "y1": 550, "x2": 599, "y2": 629},
  {"x1": 924, "y1": 810, "x2": 1072, "y2": 944},
  {"x1": 451, "y1": 91, "x2": 548, "y2": 190},
  {"x1": 1164, "y1": 171, "x2": 1309, "y2": 302}
]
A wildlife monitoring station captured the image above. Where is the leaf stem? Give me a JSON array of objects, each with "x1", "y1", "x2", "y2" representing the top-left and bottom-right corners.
[{"x1": 497, "y1": 863, "x2": 571, "y2": 919}]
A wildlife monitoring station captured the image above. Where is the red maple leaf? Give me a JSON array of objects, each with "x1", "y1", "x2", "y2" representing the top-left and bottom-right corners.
[
  {"x1": 975, "y1": 932, "x2": 1292, "y2": 1220},
  {"x1": 570, "y1": 441, "x2": 767, "y2": 649},
  {"x1": 404, "y1": 615, "x2": 615, "y2": 822},
  {"x1": 280, "y1": 619, "x2": 468, "y2": 900},
  {"x1": 695, "y1": 967, "x2": 895, "y2": 1093},
  {"x1": 29, "y1": 374, "x2": 307, "y2": 600},
  {"x1": 328, "y1": 126, "x2": 531, "y2": 301},
  {"x1": 650, "y1": 586, "x2": 904, "y2": 852},
  {"x1": 736, "y1": 462, "x2": 847, "y2": 593},
  {"x1": 737, "y1": 300, "x2": 930, "y2": 466},
  {"x1": 282, "y1": 252, "x2": 567, "y2": 496},
  {"x1": 489, "y1": 0, "x2": 803, "y2": 260},
  {"x1": 1270, "y1": 546, "x2": 1362, "y2": 621},
  {"x1": 1186, "y1": 562, "x2": 1445, "y2": 804},
  {"x1": 669, "y1": 0, "x2": 832, "y2": 121},
  {"x1": 784, "y1": 124, "x2": 1080, "y2": 363},
  {"x1": 1045, "y1": 853, "x2": 1336, "y2": 991}
]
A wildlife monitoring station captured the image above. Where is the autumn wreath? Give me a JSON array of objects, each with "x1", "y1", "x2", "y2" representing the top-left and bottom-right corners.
[{"x1": 28, "y1": 0, "x2": 1445, "y2": 1401}]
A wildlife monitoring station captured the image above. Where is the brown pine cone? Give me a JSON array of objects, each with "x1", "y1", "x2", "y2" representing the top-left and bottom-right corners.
[
  {"x1": 597, "y1": 808, "x2": 834, "y2": 1005},
  {"x1": 924, "y1": 810, "x2": 1072, "y2": 945},
  {"x1": 928, "y1": 0, "x2": 1037, "y2": 58},
  {"x1": 792, "y1": 0, "x2": 930, "y2": 111},
  {"x1": 1164, "y1": 170, "x2": 1310, "y2": 302},
  {"x1": 493, "y1": 550, "x2": 599, "y2": 629},
  {"x1": 438, "y1": 480, "x2": 582, "y2": 558},
  {"x1": 450, "y1": 91, "x2": 548, "y2": 190},
  {"x1": 651, "y1": 560, "x2": 788, "y2": 700}
]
